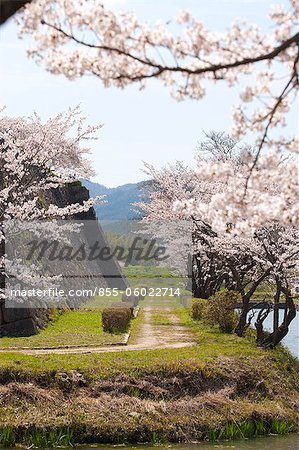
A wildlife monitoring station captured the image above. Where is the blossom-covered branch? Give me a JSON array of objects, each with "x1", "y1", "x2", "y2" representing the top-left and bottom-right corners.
[
  {"x1": 18, "y1": 0, "x2": 299, "y2": 153},
  {"x1": 0, "y1": 106, "x2": 102, "y2": 221}
]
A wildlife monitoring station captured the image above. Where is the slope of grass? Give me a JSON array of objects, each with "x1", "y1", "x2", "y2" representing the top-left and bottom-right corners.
[{"x1": 0, "y1": 287, "x2": 298, "y2": 446}]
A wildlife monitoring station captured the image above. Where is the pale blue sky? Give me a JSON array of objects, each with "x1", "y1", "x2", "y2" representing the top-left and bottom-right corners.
[{"x1": 0, "y1": 0, "x2": 294, "y2": 187}]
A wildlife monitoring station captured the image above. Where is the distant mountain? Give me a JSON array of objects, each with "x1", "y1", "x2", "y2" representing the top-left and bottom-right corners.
[{"x1": 82, "y1": 179, "x2": 148, "y2": 222}]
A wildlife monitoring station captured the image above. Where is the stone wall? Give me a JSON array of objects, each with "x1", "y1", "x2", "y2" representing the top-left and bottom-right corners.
[{"x1": 0, "y1": 305, "x2": 50, "y2": 337}]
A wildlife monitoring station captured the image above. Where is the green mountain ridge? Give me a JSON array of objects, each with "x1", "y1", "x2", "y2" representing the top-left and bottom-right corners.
[{"x1": 82, "y1": 179, "x2": 148, "y2": 221}]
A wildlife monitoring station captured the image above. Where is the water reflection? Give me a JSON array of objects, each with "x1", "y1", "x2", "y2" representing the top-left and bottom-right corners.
[
  {"x1": 251, "y1": 310, "x2": 299, "y2": 357},
  {"x1": 79, "y1": 434, "x2": 299, "y2": 450}
]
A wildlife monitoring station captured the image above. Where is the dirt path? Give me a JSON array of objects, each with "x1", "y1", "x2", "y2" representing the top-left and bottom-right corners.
[
  {"x1": 135, "y1": 306, "x2": 194, "y2": 347},
  {"x1": 0, "y1": 305, "x2": 196, "y2": 355}
]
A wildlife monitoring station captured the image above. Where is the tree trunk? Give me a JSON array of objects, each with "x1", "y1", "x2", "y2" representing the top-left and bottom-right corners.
[
  {"x1": 255, "y1": 304, "x2": 272, "y2": 346},
  {"x1": 235, "y1": 299, "x2": 249, "y2": 337},
  {"x1": 273, "y1": 279, "x2": 281, "y2": 332},
  {"x1": 255, "y1": 283, "x2": 296, "y2": 349}
]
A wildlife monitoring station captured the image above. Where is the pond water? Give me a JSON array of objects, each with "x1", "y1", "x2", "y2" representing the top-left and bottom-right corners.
[
  {"x1": 3, "y1": 434, "x2": 299, "y2": 450},
  {"x1": 251, "y1": 309, "x2": 299, "y2": 357},
  {"x1": 77, "y1": 434, "x2": 299, "y2": 450}
]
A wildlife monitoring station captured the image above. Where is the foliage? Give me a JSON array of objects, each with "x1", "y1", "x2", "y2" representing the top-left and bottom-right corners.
[
  {"x1": 136, "y1": 134, "x2": 299, "y2": 345},
  {"x1": 206, "y1": 419, "x2": 295, "y2": 441},
  {"x1": 0, "y1": 426, "x2": 15, "y2": 447},
  {"x1": 191, "y1": 298, "x2": 207, "y2": 321},
  {"x1": 0, "y1": 426, "x2": 74, "y2": 448},
  {"x1": 23, "y1": 427, "x2": 74, "y2": 448},
  {"x1": 0, "y1": 106, "x2": 100, "y2": 222},
  {"x1": 116, "y1": 301, "x2": 135, "y2": 317},
  {"x1": 202, "y1": 290, "x2": 240, "y2": 333},
  {"x1": 12, "y1": 1, "x2": 299, "y2": 347}
]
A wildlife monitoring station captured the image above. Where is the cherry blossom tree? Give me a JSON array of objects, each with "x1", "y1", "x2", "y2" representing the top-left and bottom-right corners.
[
  {"x1": 138, "y1": 135, "x2": 246, "y2": 299},
  {"x1": 12, "y1": 0, "x2": 298, "y2": 345},
  {"x1": 0, "y1": 106, "x2": 102, "y2": 301},
  {"x1": 253, "y1": 225, "x2": 298, "y2": 348},
  {"x1": 206, "y1": 225, "x2": 299, "y2": 343},
  {"x1": 178, "y1": 150, "x2": 299, "y2": 234},
  {"x1": 177, "y1": 133, "x2": 298, "y2": 341},
  {"x1": 139, "y1": 133, "x2": 298, "y2": 347},
  {"x1": 138, "y1": 161, "x2": 200, "y2": 282}
]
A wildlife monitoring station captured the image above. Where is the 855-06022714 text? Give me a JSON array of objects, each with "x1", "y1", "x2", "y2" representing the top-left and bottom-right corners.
[{"x1": 8, "y1": 287, "x2": 181, "y2": 300}]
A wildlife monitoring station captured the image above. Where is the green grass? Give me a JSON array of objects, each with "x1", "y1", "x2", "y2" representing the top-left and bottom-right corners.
[
  {"x1": 0, "y1": 420, "x2": 295, "y2": 447},
  {"x1": 0, "y1": 302, "x2": 296, "y2": 379},
  {"x1": 142, "y1": 295, "x2": 182, "y2": 309},
  {"x1": 0, "y1": 325, "x2": 283, "y2": 380},
  {"x1": 0, "y1": 426, "x2": 74, "y2": 448},
  {"x1": 123, "y1": 265, "x2": 179, "y2": 279},
  {"x1": 0, "y1": 303, "x2": 293, "y2": 378},
  {"x1": 151, "y1": 311, "x2": 175, "y2": 325},
  {"x1": 206, "y1": 419, "x2": 296, "y2": 441},
  {"x1": 0, "y1": 278, "x2": 184, "y2": 350},
  {"x1": 23, "y1": 427, "x2": 74, "y2": 448},
  {"x1": 0, "y1": 419, "x2": 297, "y2": 449},
  {"x1": 0, "y1": 309, "x2": 127, "y2": 349},
  {"x1": 0, "y1": 427, "x2": 15, "y2": 447}
]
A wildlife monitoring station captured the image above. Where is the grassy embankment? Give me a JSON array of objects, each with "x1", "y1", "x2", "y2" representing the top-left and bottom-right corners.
[
  {"x1": 0, "y1": 309, "x2": 298, "y2": 446},
  {"x1": 0, "y1": 266, "x2": 298, "y2": 446}
]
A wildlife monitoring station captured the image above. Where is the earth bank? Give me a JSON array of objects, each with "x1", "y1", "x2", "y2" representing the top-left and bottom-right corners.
[{"x1": 0, "y1": 342, "x2": 298, "y2": 446}]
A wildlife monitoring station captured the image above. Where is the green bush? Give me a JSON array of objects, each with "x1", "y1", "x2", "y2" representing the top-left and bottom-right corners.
[
  {"x1": 102, "y1": 307, "x2": 131, "y2": 333},
  {"x1": 192, "y1": 298, "x2": 207, "y2": 320},
  {"x1": 202, "y1": 289, "x2": 240, "y2": 333}
]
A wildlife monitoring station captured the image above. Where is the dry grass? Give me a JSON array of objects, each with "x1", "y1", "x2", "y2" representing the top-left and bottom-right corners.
[{"x1": 0, "y1": 352, "x2": 298, "y2": 445}]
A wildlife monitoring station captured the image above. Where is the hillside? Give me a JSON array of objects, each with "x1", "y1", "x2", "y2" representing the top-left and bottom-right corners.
[{"x1": 82, "y1": 180, "x2": 148, "y2": 221}]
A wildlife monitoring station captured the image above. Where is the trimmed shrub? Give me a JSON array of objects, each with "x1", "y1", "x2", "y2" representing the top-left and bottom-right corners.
[
  {"x1": 192, "y1": 298, "x2": 207, "y2": 320},
  {"x1": 102, "y1": 307, "x2": 131, "y2": 333},
  {"x1": 111, "y1": 302, "x2": 135, "y2": 317},
  {"x1": 202, "y1": 289, "x2": 240, "y2": 333}
]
